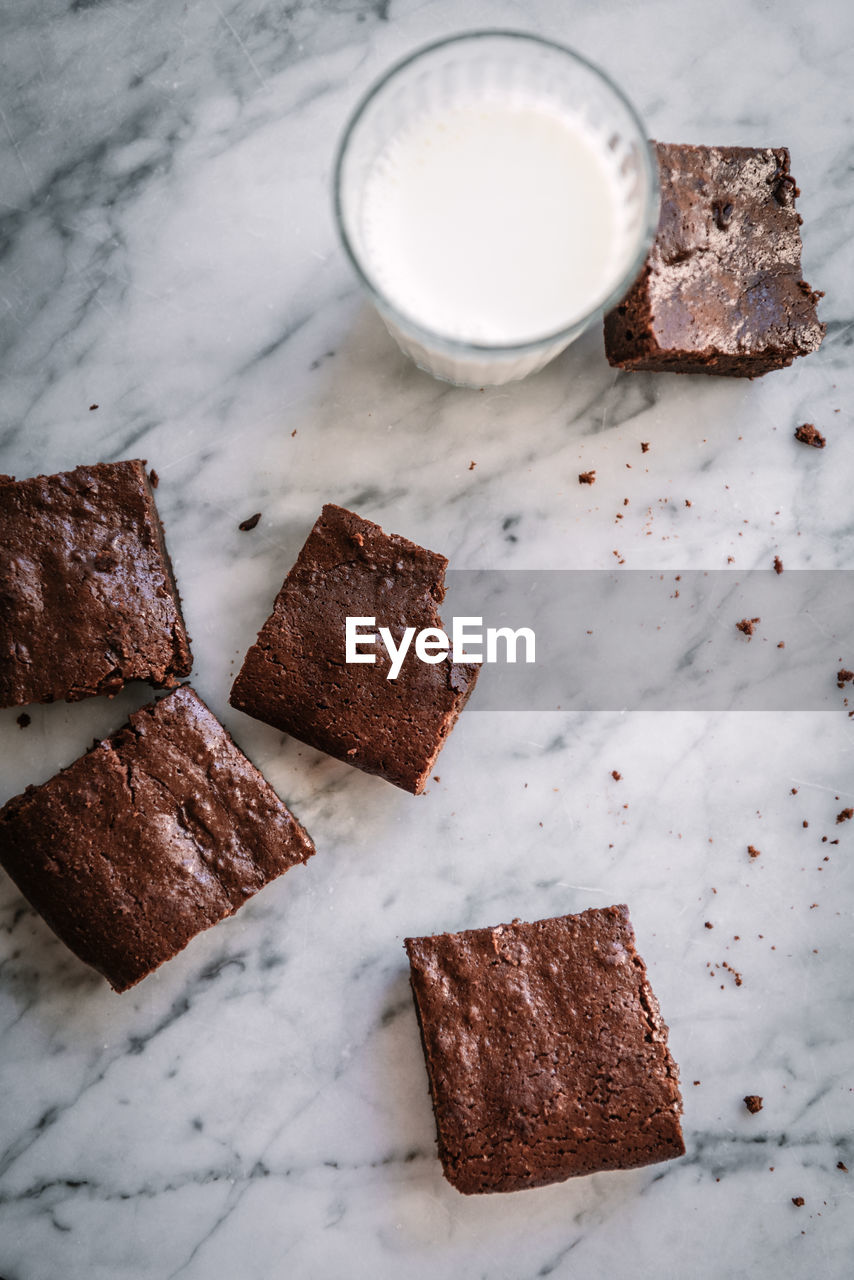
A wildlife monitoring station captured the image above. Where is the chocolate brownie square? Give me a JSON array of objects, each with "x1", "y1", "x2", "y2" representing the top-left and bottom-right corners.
[
  {"x1": 230, "y1": 504, "x2": 478, "y2": 794},
  {"x1": 405, "y1": 906, "x2": 684, "y2": 1194},
  {"x1": 0, "y1": 686, "x2": 314, "y2": 991},
  {"x1": 604, "y1": 143, "x2": 825, "y2": 375},
  {"x1": 0, "y1": 459, "x2": 192, "y2": 708}
]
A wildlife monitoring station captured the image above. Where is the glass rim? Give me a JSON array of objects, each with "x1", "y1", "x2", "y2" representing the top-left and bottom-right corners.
[{"x1": 332, "y1": 29, "x2": 660, "y2": 358}]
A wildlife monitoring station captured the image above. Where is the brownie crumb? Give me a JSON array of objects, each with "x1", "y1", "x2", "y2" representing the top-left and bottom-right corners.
[
  {"x1": 791, "y1": 788, "x2": 798, "y2": 795},
  {"x1": 736, "y1": 617, "x2": 761, "y2": 638},
  {"x1": 469, "y1": 461, "x2": 476, "y2": 471},
  {"x1": 89, "y1": 404, "x2": 98, "y2": 411},
  {"x1": 238, "y1": 512, "x2": 262, "y2": 532},
  {"x1": 578, "y1": 470, "x2": 596, "y2": 485},
  {"x1": 611, "y1": 770, "x2": 622, "y2": 781},
  {"x1": 748, "y1": 844, "x2": 761, "y2": 859},
  {"x1": 291, "y1": 429, "x2": 297, "y2": 438},
  {"x1": 838, "y1": 1162, "x2": 848, "y2": 1172},
  {"x1": 837, "y1": 669, "x2": 854, "y2": 688},
  {"x1": 16, "y1": 712, "x2": 31, "y2": 729},
  {"x1": 641, "y1": 442, "x2": 650, "y2": 453},
  {"x1": 794, "y1": 423, "x2": 825, "y2": 448},
  {"x1": 704, "y1": 921, "x2": 713, "y2": 929},
  {"x1": 836, "y1": 808, "x2": 853, "y2": 824},
  {"x1": 744, "y1": 1095, "x2": 763, "y2": 1114},
  {"x1": 792, "y1": 1197, "x2": 805, "y2": 1207},
  {"x1": 149, "y1": 469, "x2": 159, "y2": 489},
  {"x1": 773, "y1": 556, "x2": 783, "y2": 574}
]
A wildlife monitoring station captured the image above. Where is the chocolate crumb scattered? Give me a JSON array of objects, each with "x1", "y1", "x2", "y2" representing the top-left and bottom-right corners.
[
  {"x1": 291, "y1": 429, "x2": 297, "y2": 438},
  {"x1": 611, "y1": 770, "x2": 621, "y2": 781},
  {"x1": 736, "y1": 617, "x2": 760, "y2": 637},
  {"x1": 837, "y1": 669, "x2": 854, "y2": 689},
  {"x1": 791, "y1": 788, "x2": 798, "y2": 795},
  {"x1": 89, "y1": 403, "x2": 98, "y2": 411},
  {"x1": 838, "y1": 1162, "x2": 848, "y2": 1172},
  {"x1": 836, "y1": 808, "x2": 853, "y2": 824},
  {"x1": 640, "y1": 442, "x2": 650, "y2": 453},
  {"x1": 794, "y1": 423, "x2": 825, "y2": 448},
  {"x1": 149, "y1": 469, "x2": 159, "y2": 489},
  {"x1": 792, "y1": 1197, "x2": 805, "y2": 1207},
  {"x1": 238, "y1": 512, "x2": 262, "y2": 532},
  {"x1": 16, "y1": 713, "x2": 31, "y2": 729},
  {"x1": 469, "y1": 461, "x2": 476, "y2": 471},
  {"x1": 773, "y1": 556, "x2": 783, "y2": 574},
  {"x1": 578, "y1": 470, "x2": 596, "y2": 485},
  {"x1": 705, "y1": 921, "x2": 713, "y2": 929},
  {"x1": 748, "y1": 844, "x2": 761, "y2": 859},
  {"x1": 744, "y1": 1095, "x2": 763, "y2": 1114}
]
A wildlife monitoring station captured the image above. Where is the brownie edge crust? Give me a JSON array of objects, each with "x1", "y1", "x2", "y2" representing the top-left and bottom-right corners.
[
  {"x1": 604, "y1": 143, "x2": 825, "y2": 376},
  {"x1": 0, "y1": 686, "x2": 315, "y2": 991},
  {"x1": 405, "y1": 906, "x2": 685, "y2": 1194},
  {"x1": 230, "y1": 504, "x2": 479, "y2": 794}
]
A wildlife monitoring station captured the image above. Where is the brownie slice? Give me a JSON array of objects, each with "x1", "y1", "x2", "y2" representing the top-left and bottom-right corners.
[
  {"x1": 405, "y1": 905, "x2": 685, "y2": 1194},
  {"x1": 230, "y1": 504, "x2": 478, "y2": 794},
  {"x1": 0, "y1": 686, "x2": 314, "y2": 991},
  {"x1": 604, "y1": 143, "x2": 825, "y2": 375},
  {"x1": 0, "y1": 459, "x2": 192, "y2": 708}
]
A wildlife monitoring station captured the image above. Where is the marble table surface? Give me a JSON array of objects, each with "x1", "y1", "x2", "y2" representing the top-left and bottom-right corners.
[{"x1": 1, "y1": 1, "x2": 852, "y2": 1277}]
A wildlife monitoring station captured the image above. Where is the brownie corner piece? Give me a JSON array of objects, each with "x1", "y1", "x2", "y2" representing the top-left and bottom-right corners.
[
  {"x1": 604, "y1": 142, "x2": 825, "y2": 376},
  {"x1": 230, "y1": 503, "x2": 479, "y2": 794},
  {"x1": 0, "y1": 458, "x2": 192, "y2": 709},
  {"x1": 0, "y1": 685, "x2": 314, "y2": 991},
  {"x1": 405, "y1": 905, "x2": 684, "y2": 1194}
]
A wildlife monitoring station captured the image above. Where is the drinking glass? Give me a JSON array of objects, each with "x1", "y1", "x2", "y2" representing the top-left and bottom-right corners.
[{"x1": 334, "y1": 31, "x2": 659, "y2": 387}]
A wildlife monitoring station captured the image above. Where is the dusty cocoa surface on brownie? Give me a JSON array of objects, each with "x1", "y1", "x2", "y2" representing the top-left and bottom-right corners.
[
  {"x1": 405, "y1": 905, "x2": 685, "y2": 1194},
  {"x1": 0, "y1": 686, "x2": 315, "y2": 991},
  {"x1": 0, "y1": 459, "x2": 192, "y2": 708},
  {"x1": 604, "y1": 143, "x2": 825, "y2": 376},
  {"x1": 230, "y1": 503, "x2": 479, "y2": 794}
]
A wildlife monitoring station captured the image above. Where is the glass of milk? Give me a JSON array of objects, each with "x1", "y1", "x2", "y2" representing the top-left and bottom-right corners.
[{"x1": 333, "y1": 31, "x2": 659, "y2": 387}]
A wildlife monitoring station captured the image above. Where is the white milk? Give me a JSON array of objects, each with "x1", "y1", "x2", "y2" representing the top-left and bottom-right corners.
[{"x1": 360, "y1": 97, "x2": 632, "y2": 349}]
